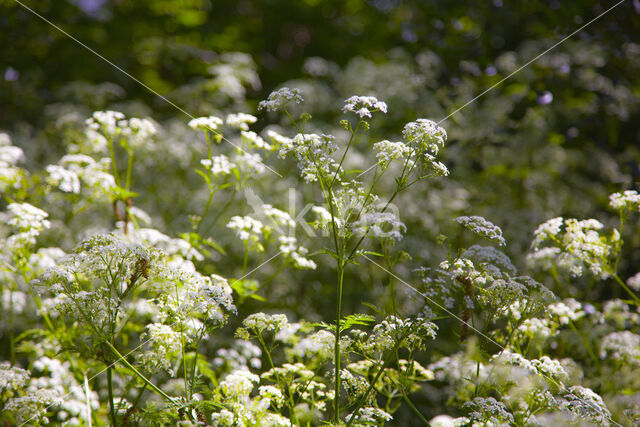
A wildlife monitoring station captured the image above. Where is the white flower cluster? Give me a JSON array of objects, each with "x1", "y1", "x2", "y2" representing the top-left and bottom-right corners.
[
  {"x1": 3, "y1": 388, "x2": 63, "y2": 424},
  {"x1": 0, "y1": 133, "x2": 25, "y2": 192},
  {"x1": 213, "y1": 341, "x2": 262, "y2": 371},
  {"x1": 342, "y1": 95, "x2": 388, "y2": 118},
  {"x1": 290, "y1": 329, "x2": 334, "y2": 360},
  {"x1": 0, "y1": 362, "x2": 29, "y2": 393},
  {"x1": 85, "y1": 111, "x2": 156, "y2": 149},
  {"x1": 4, "y1": 203, "x2": 51, "y2": 248},
  {"x1": 234, "y1": 151, "x2": 267, "y2": 175},
  {"x1": 353, "y1": 211, "x2": 406, "y2": 241},
  {"x1": 402, "y1": 118, "x2": 447, "y2": 155},
  {"x1": 548, "y1": 298, "x2": 585, "y2": 325},
  {"x1": 258, "y1": 87, "x2": 304, "y2": 112},
  {"x1": 558, "y1": 386, "x2": 611, "y2": 425},
  {"x1": 28, "y1": 356, "x2": 99, "y2": 424},
  {"x1": 188, "y1": 115, "x2": 223, "y2": 131},
  {"x1": 455, "y1": 215, "x2": 506, "y2": 246},
  {"x1": 350, "y1": 316, "x2": 437, "y2": 356},
  {"x1": 139, "y1": 323, "x2": 184, "y2": 374},
  {"x1": 463, "y1": 396, "x2": 514, "y2": 425},
  {"x1": 241, "y1": 131, "x2": 271, "y2": 150},
  {"x1": 46, "y1": 154, "x2": 115, "y2": 196},
  {"x1": 220, "y1": 369, "x2": 260, "y2": 398},
  {"x1": 532, "y1": 217, "x2": 618, "y2": 278},
  {"x1": 241, "y1": 312, "x2": 288, "y2": 333},
  {"x1": 226, "y1": 215, "x2": 264, "y2": 248},
  {"x1": 226, "y1": 113, "x2": 257, "y2": 131},
  {"x1": 201, "y1": 154, "x2": 235, "y2": 177},
  {"x1": 516, "y1": 318, "x2": 555, "y2": 340},
  {"x1": 263, "y1": 204, "x2": 296, "y2": 228},
  {"x1": 372, "y1": 140, "x2": 411, "y2": 168},
  {"x1": 600, "y1": 331, "x2": 640, "y2": 365},
  {"x1": 345, "y1": 407, "x2": 393, "y2": 425},
  {"x1": 278, "y1": 236, "x2": 317, "y2": 269},
  {"x1": 279, "y1": 133, "x2": 340, "y2": 183},
  {"x1": 492, "y1": 350, "x2": 568, "y2": 381},
  {"x1": 609, "y1": 190, "x2": 640, "y2": 211}
]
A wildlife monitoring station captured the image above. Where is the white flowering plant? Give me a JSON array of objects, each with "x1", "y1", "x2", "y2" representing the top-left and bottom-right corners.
[{"x1": 1, "y1": 65, "x2": 640, "y2": 427}]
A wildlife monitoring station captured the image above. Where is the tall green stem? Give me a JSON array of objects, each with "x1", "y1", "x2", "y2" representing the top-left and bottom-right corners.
[
  {"x1": 333, "y1": 263, "x2": 345, "y2": 423},
  {"x1": 107, "y1": 365, "x2": 117, "y2": 427}
]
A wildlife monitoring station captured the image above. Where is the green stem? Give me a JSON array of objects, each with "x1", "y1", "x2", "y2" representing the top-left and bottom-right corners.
[
  {"x1": 104, "y1": 341, "x2": 178, "y2": 405},
  {"x1": 125, "y1": 151, "x2": 134, "y2": 192},
  {"x1": 333, "y1": 263, "x2": 345, "y2": 424},
  {"x1": 400, "y1": 391, "x2": 429, "y2": 426},
  {"x1": 612, "y1": 273, "x2": 640, "y2": 305},
  {"x1": 107, "y1": 365, "x2": 117, "y2": 427},
  {"x1": 107, "y1": 137, "x2": 121, "y2": 188}
]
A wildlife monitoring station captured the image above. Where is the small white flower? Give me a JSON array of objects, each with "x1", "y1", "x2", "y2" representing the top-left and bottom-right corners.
[
  {"x1": 188, "y1": 115, "x2": 223, "y2": 131},
  {"x1": 342, "y1": 95, "x2": 388, "y2": 118},
  {"x1": 259, "y1": 87, "x2": 303, "y2": 112},
  {"x1": 226, "y1": 113, "x2": 257, "y2": 131}
]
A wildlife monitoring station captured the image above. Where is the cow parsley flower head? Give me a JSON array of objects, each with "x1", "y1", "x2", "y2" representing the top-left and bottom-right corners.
[
  {"x1": 609, "y1": 190, "x2": 640, "y2": 211},
  {"x1": 241, "y1": 131, "x2": 271, "y2": 150},
  {"x1": 0, "y1": 362, "x2": 29, "y2": 393},
  {"x1": 533, "y1": 217, "x2": 563, "y2": 247},
  {"x1": 559, "y1": 386, "x2": 611, "y2": 425},
  {"x1": 46, "y1": 164, "x2": 81, "y2": 193},
  {"x1": 279, "y1": 133, "x2": 340, "y2": 183},
  {"x1": 188, "y1": 115, "x2": 223, "y2": 131},
  {"x1": 403, "y1": 119, "x2": 447, "y2": 155},
  {"x1": 226, "y1": 215, "x2": 264, "y2": 247},
  {"x1": 220, "y1": 369, "x2": 260, "y2": 397},
  {"x1": 278, "y1": 236, "x2": 317, "y2": 269},
  {"x1": 342, "y1": 95, "x2": 388, "y2": 118},
  {"x1": 7, "y1": 203, "x2": 51, "y2": 233},
  {"x1": 226, "y1": 113, "x2": 257, "y2": 131},
  {"x1": 259, "y1": 87, "x2": 304, "y2": 112},
  {"x1": 201, "y1": 154, "x2": 235, "y2": 177},
  {"x1": 85, "y1": 110, "x2": 125, "y2": 137},
  {"x1": 456, "y1": 215, "x2": 506, "y2": 246},
  {"x1": 373, "y1": 140, "x2": 411, "y2": 167},
  {"x1": 354, "y1": 211, "x2": 406, "y2": 241}
]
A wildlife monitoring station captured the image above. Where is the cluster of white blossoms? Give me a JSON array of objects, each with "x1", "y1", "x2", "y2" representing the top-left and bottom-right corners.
[
  {"x1": 531, "y1": 217, "x2": 618, "y2": 278},
  {"x1": 342, "y1": 95, "x2": 388, "y2": 118},
  {"x1": 278, "y1": 236, "x2": 317, "y2": 269},
  {"x1": 239, "y1": 312, "x2": 288, "y2": 335},
  {"x1": 548, "y1": 298, "x2": 585, "y2": 325},
  {"x1": 219, "y1": 369, "x2": 260, "y2": 398},
  {"x1": 226, "y1": 215, "x2": 265, "y2": 248},
  {"x1": 0, "y1": 361, "x2": 29, "y2": 393},
  {"x1": 455, "y1": 215, "x2": 506, "y2": 246},
  {"x1": 201, "y1": 154, "x2": 235, "y2": 177},
  {"x1": 609, "y1": 189, "x2": 640, "y2": 211},
  {"x1": 3, "y1": 203, "x2": 51, "y2": 249},
  {"x1": 0, "y1": 133, "x2": 25, "y2": 192},
  {"x1": 3, "y1": 388, "x2": 63, "y2": 424},
  {"x1": 226, "y1": 113, "x2": 257, "y2": 131},
  {"x1": 85, "y1": 111, "x2": 157, "y2": 149},
  {"x1": 372, "y1": 140, "x2": 411, "y2": 168},
  {"x1": 345, "y1": 407, "x2": 393, "y2": 425},
  {"x1": 46, "y1": 154, "x2": 115, "y2": 196},
  {"x1": 262, "y1": 204, "x2": 296, "y2": 229},
  {"x1": 491, "y1": 350, "x2": 569, "y2": 381},
  {"x1": 558, "y1": 386, "x2": 612, "y2": 425},
  {"x1": 353, "y1": 211, "x2": 406, "y2": 241},
  {"x1": 279, "y1": 133, "x2": 340, "y2": 183},
  {"x1": 402, "y1": 118, "x2": 447, "y2": 155},
  {"x1": 258, "y1": 87, "x2": 304, "y2": 112},
  {"x1": 600, "y1": 331, "x2": 640, "y2": 365},
  {"x1": 241, "y1": 131, "x2": 271, "y2": 150},
  {"x1": 516, "y1": 317, "x2": 555, "y2": 340},
  {"x1": 289, "y1": 329, "x2": 334, "y2": 360},
  {"x1": 188, "y1": 115, "x2": 223, "y2": 131},
  {"x1": 463, "y1": 397, "x2": 515, "y2": 425},
  {"x1": 139, "y1": 323, "x2": 184, "y2": 374}
]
